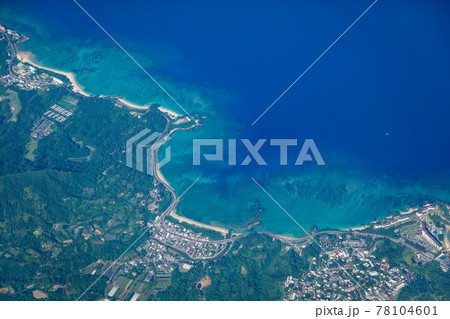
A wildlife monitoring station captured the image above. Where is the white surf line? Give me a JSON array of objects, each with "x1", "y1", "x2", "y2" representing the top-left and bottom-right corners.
[
  {"x1": 76, "y1": 178, "x2": 199, "y2": 301},
  {"x1": 72, "y1": 0, "x2": 194, "y2": 120},
  {"x1": 252, "y1": 178, "x2": 384, "y2": 301},
  {"x1": 251, "y1": 0, "x2": 379, "y2": 126}
]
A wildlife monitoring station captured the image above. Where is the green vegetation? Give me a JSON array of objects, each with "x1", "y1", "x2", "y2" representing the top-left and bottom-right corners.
[
  {"x1": 0, "y1": 96, "x2": 10, "y2": 121},
  {"x1": 398, "y1": 262, "x2": 450, "y2": 301},
  {"x1": 373, "y1": 239, "x2": 412, "y2": 267},
  {"x1": 0, "y1": 83, "x2": 166, "y2": 300},
  {"x1": 373, "y1": 239, "x2": 450, "y2": 301},
  {"x1": 0, "y1": 41, "x2": 9, "y2": 75},
  {"x1": 5, "y1": 89, "x2": 21, "y2": 122},
  {"x1": 429, "y1": 213, "x2": 449, "y2": 227},
  {"x1": 156, "y1": 234, "x2": 318, "y2": 300},
  {"x1": 437, "y1": 202, "x2": 450, "y2": 220},
  {"x1": 24, "y1": 138, "x2": 38, "y2": 161},
  {"x1": 0, "y1": 46, "x2": 448, "y2": 301},
  {"x1": 360, "y1": 225, "x2": 399, "y2": 238}
]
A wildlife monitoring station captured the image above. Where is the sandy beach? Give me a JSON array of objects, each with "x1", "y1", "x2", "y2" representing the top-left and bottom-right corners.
[
  {"x1": 117, "y1": 98, "x2": 150, "y2": 110},
  {"x1": 17, "y1": 51, "x2": 163, "y2": 112},
  {"x1": 169, "y1": 211, "x2": 229, "y2": 236},
  {"x1": 346, "y1": 224, "x2": 370, "y2": 231},
  {"x1": 17, "y1": 48, "x2": 227, "y2": 238},
  {"x1": 16, "y1": 51, "x2": 91, "y2": 97},
  {"x1": 155, "y1": 162, "x2": 171, "y2": 189},
  {"x1": 399, "y1": 207, "x2": 418, "y2": 215},
  {"x1": 158, "y1": 106, "x2": 182, "y2": 119}
]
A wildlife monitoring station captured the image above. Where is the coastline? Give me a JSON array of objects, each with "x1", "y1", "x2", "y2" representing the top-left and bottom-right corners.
[
  {"x1": 158, "y1": 106, "x2": 182, "y2": 119},
  {"x1": 263, "y1": 206, "x2": 424, "y2": 242},
  {"x1": 17, "y1": 51, "x2": 91, "y2": 97},
  {"x1": 14, "y1": 46, "x2": 394, "y2": 242},
  {"x1": 155, "y1": 161, "x2": 171, "y2": 189},
  {"x1": 16, "y1": 51, "x2": 157, "y2": 111},
  {"x1": 345, "y1": 224, "x2": 370, "y2": 231},
  {"x1": 117, "y1": 98, "x2": 150, "y2": 110},
  {"x1": 343, "y1": 206, "x2": 420, "y2": 232},
  {"x1": 16, "y1": 49, "x2": 226, "y2": 238},
  {"x1": 169, "y1": 211, "x2": 229, "y2": 236},
  {"x1": 17, "y1": 51, "x2": 186, "y2": 118}
]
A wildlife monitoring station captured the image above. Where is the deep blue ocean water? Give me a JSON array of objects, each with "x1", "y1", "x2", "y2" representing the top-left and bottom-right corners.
[{"x1": 2, "y1": 0, "x2": 450, "y2": 235}]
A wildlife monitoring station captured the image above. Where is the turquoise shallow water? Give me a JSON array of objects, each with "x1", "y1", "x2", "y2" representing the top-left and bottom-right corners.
[{"x1": 2, "y1": 0, "x2": 450, "y2": 236}]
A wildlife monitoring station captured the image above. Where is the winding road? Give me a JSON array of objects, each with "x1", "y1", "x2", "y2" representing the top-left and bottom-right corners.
[{"x1": 150, "y1": 113, "x2": 240, "y2": 245}]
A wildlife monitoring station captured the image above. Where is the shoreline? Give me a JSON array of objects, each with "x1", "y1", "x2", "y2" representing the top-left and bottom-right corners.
[
  {"x1": 155, "y1": 162, "x2": 171, "y2": 189},
  {"x1": 15, "y1": 47, "x2": 391, "y2": 242},
  {"x1": 158, "y1": 106, "x2": 182, "y2": 119},
  {"x1": 263, "y1": 205, "x2": 424, "y2": 242},
  {"x1": 16, "y1": 51, "x2": 91, "y2": 97},
  {"x1": 15, "y1": 49, "x2": 226, "y2": 238},
  {"x1": 16, "y1": 51, "x2": 157, "y2": 111},
  {"x1": 117, "y1": 98, "x2": 150, "y2": 110},
  {"x1": 15, "y1": 48, "x2": 226, "y2": 238},
  {"x1": 169, "y1": 211, "x2": 229, "y2": 236}
]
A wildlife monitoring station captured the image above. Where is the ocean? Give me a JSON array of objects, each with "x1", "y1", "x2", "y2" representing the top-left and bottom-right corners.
[{"x1": 2, "y1": 0, "x2": 450, "y2": 236}]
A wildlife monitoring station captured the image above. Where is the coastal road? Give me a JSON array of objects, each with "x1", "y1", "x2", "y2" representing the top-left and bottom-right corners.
[
  {"x1": 315, "y1": 229, "x2": 423, "y2": 255},
  {"x1": 274, "y1": 228, "x2": 423, "y2": 256},
  {"x1": 3, "y1": 27, "x2": 237, "y2": 248},
  {"x1": 150, "y1": 113, "x2": 240, "y2": 245},
  {"x1": 1, "y1": 30, "x2": 17, "y2": 79}
]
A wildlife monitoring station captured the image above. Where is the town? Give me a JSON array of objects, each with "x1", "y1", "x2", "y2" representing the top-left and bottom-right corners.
[
  {"x1": 0, "y1": 24, "x2": 448, "y2": 301},
  {"x1": 282, "y1": 203, "x2": 450, "y2": 300}
]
